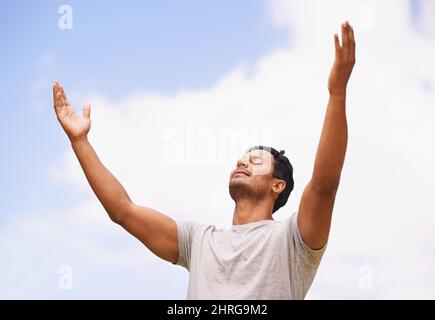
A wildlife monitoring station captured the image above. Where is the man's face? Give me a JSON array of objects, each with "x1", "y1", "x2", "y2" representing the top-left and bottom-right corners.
[{"x1": 228, "y1": 149, "x2": 276, "y2": 201}]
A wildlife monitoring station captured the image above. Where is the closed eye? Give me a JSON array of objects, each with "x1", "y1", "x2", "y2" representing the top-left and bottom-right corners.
[{"x1": 250, "y1": 156, "x2": 263, "y2": 165}]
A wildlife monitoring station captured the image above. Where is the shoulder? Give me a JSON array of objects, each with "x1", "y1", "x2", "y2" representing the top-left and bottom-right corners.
[
  {"x1": 288, "y1": 211, "x2": 328, "y2": 266},
  {"x1": 175, "y1": 219, "x2": 215, "y2": 237}
]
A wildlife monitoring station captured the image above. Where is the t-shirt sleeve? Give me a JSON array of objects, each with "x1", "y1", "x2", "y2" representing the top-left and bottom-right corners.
[
  {"x1": 173, "y1": 220, "x2": 197, "y2": 270},
  {"x1": 289, "y1": 211, "x2": 328, "y2": 267}
]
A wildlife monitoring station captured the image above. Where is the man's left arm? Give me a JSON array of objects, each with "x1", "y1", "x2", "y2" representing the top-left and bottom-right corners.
[{"x1": 297, "y1": 21, "x2": 356, "y2": 249}]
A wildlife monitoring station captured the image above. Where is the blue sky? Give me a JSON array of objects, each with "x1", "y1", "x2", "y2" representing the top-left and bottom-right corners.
[
  {"x1": 0, "y1": 0, "x2": 287, "y2": 220},
  {"x1": 1, "y1": 0, "x2": 435, "y2": 299}
]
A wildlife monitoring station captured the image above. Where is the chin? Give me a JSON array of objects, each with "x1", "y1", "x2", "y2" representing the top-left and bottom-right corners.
[
  {"x1": 229, "y1": 180, "x2": 252, "y2": 198},
  {"x1": 229, "y1": 178, "x2": 247, "y2": 187}
]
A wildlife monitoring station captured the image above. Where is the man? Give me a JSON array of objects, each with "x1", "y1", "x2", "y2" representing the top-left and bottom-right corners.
[{"x1": 52, "y1": 22, "x2": 355, "y2": 299}]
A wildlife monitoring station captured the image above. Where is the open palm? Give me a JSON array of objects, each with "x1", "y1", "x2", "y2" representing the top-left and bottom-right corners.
[
  {"x1": 328, "y1": 21, "x2": 356, "y2": 95},
  {"x1": 53, "y1": 81, "x2": 91, "y2": 141}
]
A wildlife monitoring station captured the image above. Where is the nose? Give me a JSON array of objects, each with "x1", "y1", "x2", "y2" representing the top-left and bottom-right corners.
[{"x1": 237, "y1": 156, "x2": 248, "y2": 168}]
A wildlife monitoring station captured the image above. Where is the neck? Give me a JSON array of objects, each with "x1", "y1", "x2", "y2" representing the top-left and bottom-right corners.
[{"x1": 232, "y1": 198, "x2": 274, "y2": 225}]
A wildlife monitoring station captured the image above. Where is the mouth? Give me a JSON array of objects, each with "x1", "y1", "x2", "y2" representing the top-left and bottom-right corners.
[{"x1": 233, "y1": 170, "x2": 250, "y2": 177}]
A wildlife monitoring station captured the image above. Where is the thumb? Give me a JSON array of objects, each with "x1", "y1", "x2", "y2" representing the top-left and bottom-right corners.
[{"x1": 83, "y1": 103, "x2": 91, "y2": 119}]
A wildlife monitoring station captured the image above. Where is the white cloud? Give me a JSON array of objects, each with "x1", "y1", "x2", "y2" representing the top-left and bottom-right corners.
[
  {"x1": 415, "y1": 0, "x2": 435, "y2": 36},
  {"x1": 0, "y1": 201, "x2": 189, "y2": 298},
  {"x1": 4, "y1": 0, "x2": 435, "y2": 299}
]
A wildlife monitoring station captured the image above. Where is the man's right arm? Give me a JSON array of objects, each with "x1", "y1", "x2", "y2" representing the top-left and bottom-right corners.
[
  {"x1": 71, "y1": 138, "x2": 179, "y2": 263},
  {"x1": 54, "y1": 82, "x2": 179, "y2": 264}
]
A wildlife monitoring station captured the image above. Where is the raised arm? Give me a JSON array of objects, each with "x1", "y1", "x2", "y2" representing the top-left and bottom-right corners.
[
  {"x1": 52, "y1": 82, "x2": 179, "y2": 263},
  {"x1": 297, "y1": 22, "x2": 355, "y2": 249}
]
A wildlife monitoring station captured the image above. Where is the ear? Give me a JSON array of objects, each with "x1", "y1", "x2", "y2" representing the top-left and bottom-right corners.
[{"x1": 272, "y1": 180, "x2": 286, "y2": 195}]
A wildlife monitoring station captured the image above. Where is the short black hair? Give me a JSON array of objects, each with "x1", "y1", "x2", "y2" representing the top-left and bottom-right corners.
[{"x1": 246, "y1": 146, "x2": 294, "y2": 214}]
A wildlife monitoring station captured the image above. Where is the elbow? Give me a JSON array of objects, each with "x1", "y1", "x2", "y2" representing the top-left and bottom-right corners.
[
  {"x1": 109, "y1": 213, "x2": 124, "y2": 225},
  {"x1": 107, "y1": 201, "x2": 132, "y2": 225}
]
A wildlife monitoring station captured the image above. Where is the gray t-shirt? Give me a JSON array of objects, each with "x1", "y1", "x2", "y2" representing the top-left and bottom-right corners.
[{"x1": 174, "y1": 211, "x2": 327, "y2": 300}]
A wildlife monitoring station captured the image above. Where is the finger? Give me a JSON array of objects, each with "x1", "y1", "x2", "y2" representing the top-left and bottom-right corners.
[
  {"x1": 59, "y1": 85, "x2": 70, "y2": 106},
  {"x1": 54, "y1": 81, "x2": 64, "y2": 108},
  {"x1": 53, "y1": 82, "x2": 60, "y2": 111},
  {"x1": 334, "y1": 33, "x2": 341, "y2": 55},
  {"x1": 57, "y1": 91, "x2": 65, "y2": 108},
  {"x1": 83, "y1": 103, "x2": 91, "y2": 119},
  {"x1": 349, "y1": 24, "x2": 356, "y2": 62},
  {"x1": 341, "y1": 22, "x2": 349, "y2": 60},
  {"x1": 53, "y1": 81, "x2": 58, "y2": 105},
  {"x1": 346, "y1": 22, "x2": 353, "y2": 60}
]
